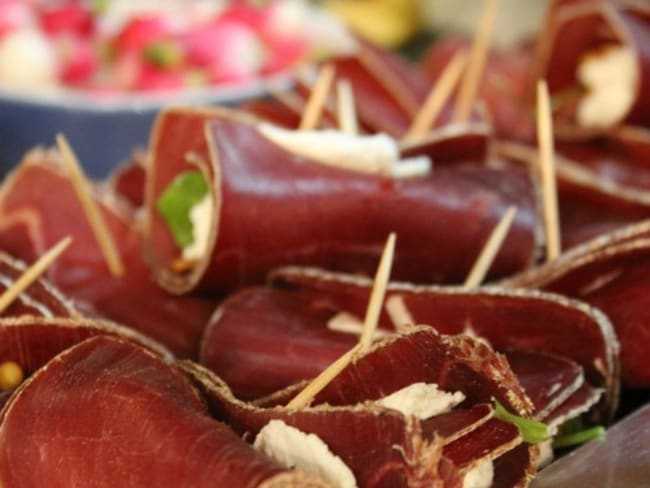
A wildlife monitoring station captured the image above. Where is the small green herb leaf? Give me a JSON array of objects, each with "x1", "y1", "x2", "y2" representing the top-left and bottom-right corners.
[
  {"x1": 493, "y1": 399, "x2": 549, "y2": 444},
  {"x1": 157, "y1": 171, "x2": 209, "y2": 249},
  {"x1": 553, "y1": 426, "x2": 605, "y2": 449},
  {"x1": 145, "y1": 40, "x2": 183, "y2": 69}
]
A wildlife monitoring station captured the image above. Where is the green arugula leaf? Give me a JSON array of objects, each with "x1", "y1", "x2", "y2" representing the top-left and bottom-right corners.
[
  {"x1": 553, "y1": 425, "x2": 605, "y2": 449},
  {"x1": 156, "y1": 171, "x2": 209, "y2": 249},
  {"x1": 493, "y1": 399, "x2": 549, "y2": 444}
]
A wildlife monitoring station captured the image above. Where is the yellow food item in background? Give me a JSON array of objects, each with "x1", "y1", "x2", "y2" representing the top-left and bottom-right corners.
[{"x1": 323, "y1": 0, "x2": 421, "y2": 48}]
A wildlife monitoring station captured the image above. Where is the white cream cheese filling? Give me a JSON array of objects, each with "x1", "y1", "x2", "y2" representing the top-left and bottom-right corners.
[
  {"x1": 377, "y1": 382, "x2": 466, "y2": 420},
  {"x1": 463, "y1": 460, "x2": 494, "y2": 488},
  {"x1": 258, "y1": 123, "x2": 431, "y2": 177},
  {"x1": 537, "y1": 439, "x2": 554, "y2": 469},
  {"x1": 254, "y1": 419, "x2": 358, "y2": 488},
  {"x1": 577, "y1": 45, "x2": 637, "y2": 129},
  {"x1": 326, "y1": 311, "x2": 391, "y2": 340},
  {"x1": 182, "y1": 193, "x2": 212, "y2": 261}
]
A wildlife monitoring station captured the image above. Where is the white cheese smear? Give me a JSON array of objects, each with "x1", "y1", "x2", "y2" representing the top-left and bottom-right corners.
[
  {"x1": 536, "y1": 439, "x2": 554, "y2": 469},
  {"x1": 326, "y1": 311, "x2": 391, "y2": 340},
  {"x1": 577, "y1": 45, "x2": 637, "y2": 129},
  {"x1": 0, "y1": 29, "x2": 58, "y2": 90},
  {"x1": 182, "y1": 193, "x2": 213, "y2": 261},
  {"x1": 258, "y1": 124, "x2": 431, "y2": 177},
  {"x1": 254, "y1": 420, "x2": 358, "y2": 488},
  {"x1": 377, "y1": 382, "x2": 465, "y2": 420},
  {"x1": 463, "y1": 460, "x2": 494, "y2": 488}
]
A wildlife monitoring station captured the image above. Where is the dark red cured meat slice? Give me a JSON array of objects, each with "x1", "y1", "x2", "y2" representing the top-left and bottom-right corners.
[
  {"x1": 0, "y1": 154, "x2": 215, "y2": 358},
  {"x1": 181, "y1": 360, "x2": 463, "y2": 488},
  {"x1": 0, "y1": 315, "x2": 171, "y2": 379},
  {"x1": 534, "y1": 1, "x2": 650, "y2": 131},
  {"x1": 493, "y1": 445, "x2": 537, "y2": 488},
  {"x1": 399, "y1": 122, "x2": 491, "y2": 165},
  {"x1": 107, "y1": 150, "x2": 147, "y2": 209},
  {"x1": 558, "y1": 192, "x2": 647, "y2": 250},
  {"x1": 421, "y1": 403, "x2": 493, "y2": 444},
  {"x1": 272, "y1": 266, "x2": 619, "y2": 418},
  {"x1": 550, "y1": 128, "x2": 650, "y2": 247},
  {"x1": 610, "y1": 125, "x2": 650, "y2": 164},
  {"x1": 421, "y1": 37, "x2": 535, "y2": 142},
  {"x1": 0, "y1": 336, "x2": 323, "y2": 488},
  {"x1": 201, "y1": 287, "x2": 354, "y2": 400},
  {"x1": 542, "y1": 382, "x2": 604, "y2": 427},
  {"x1": 0, "y1": 252, "x2": 77, "y2": 318},
  {"x1": 556, "y1": 138, "x2": 650, "y2": 194},
  {"x1": 238, "y1": 97, "x2": 302, "y2": 129},
  {"x1": 505, "y1": 350, "x2": 583, "y2": 420},
  {"x1": 443, "y1": 419, "x2": 521, "y2": 472},
  {"x1": 504, "y1": 234, "x2": 650, "y2": 387},
  {"x1": 146, "y1": 108, "x2": 537, "y2": 296}
]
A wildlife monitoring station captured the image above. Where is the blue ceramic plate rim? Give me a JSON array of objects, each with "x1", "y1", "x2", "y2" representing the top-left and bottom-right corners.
[{"x1": 0, "y1": 70, "x2": 292, "y2": 113}]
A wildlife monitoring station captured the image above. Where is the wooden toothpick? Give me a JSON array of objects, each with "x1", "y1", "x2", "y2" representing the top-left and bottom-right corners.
[
  {"x1": 0, "y1": 236, "x2": 72, "y2": 314},
  {"x1": 385, "y1": 295, "x2": 415, "y2": 332},
  {"x1": 299, "y1": 64, "x2": 335, "y2": 131},
  {"x1": 286, "y1": 346, "x2": 359, "y2": 409},
  {"x1": 453, "y1": 0, "x2": 501, "y2": 123},
  {"x1": 336, "y1": 79, "x2": 358, "y2": 135},
  {"x1": 536, "y1": 81, "x2": 561, "y2": 262},
  {"x1": 56, "y1": 134, "x2": 124, "y2": 278},
  {"x1": 464, "y1": 206, "x2": 517, "y2": 288},
  {"x1": 287, "y1": 233, "x2": 397, "y2": 409},
  {"x1": 358, "y1": 233, "x2": 397, "y2": 353},
  {"x1": 405, "y1": 51, "x2": 468, "y2": 141}
]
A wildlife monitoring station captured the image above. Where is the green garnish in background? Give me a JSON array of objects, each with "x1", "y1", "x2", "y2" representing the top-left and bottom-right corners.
[
  {"x1": 493, "y1": 399, "x2": 549, "y2": 444},
  {"x1": 145, "y1": 40, "x2": 184, "y2": 69},
  {"x1": 157, "y1": 171, "x2": 209, "y2": 250}
]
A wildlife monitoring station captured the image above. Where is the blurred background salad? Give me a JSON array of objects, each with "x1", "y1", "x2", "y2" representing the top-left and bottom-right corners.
[{"x1": 0, "y1": 0, "x2": 356, "y2": 99}]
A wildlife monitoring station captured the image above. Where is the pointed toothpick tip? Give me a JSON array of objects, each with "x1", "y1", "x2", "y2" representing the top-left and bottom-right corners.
[
  {"x1": 299, "y1": 63, "x2": 335, "y2": 131},
  {"x1": 56, "y1": 133, "x2": 125, "y2": 278},
  {"x1": 452, "y1": 0, "x2": 502, "y2": 123},
  {"x1": 536, "y1": 80, "x2": 561, "y2": 262},
  {"x1": 405, "y1": 51, "x2": 468, "y2": 141}
]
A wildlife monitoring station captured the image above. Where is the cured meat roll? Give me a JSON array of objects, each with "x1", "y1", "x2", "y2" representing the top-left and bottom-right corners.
[{"x1": 145, "y1": 107, "x2": 538, "y2": 297}]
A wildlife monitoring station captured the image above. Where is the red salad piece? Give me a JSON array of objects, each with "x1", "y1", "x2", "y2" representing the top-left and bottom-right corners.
[{"x1": 38, "y1": 3, "x2": 94, "y2": 37}]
